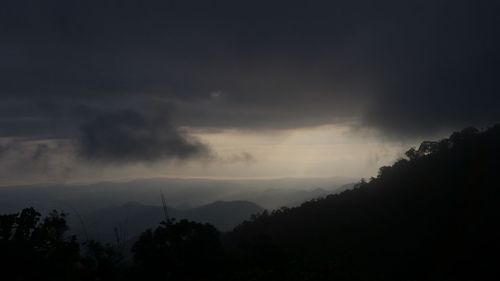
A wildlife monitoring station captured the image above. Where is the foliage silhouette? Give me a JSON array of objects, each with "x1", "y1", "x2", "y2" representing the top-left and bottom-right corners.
[
  {"x1": 0, "y1": 208, "x2": 125, "y2": 281},
  {"x1": 0, "y1": 208, "x2": 80, "y2": 280},
  {"x1": 131, "y1": 219, "x2": 224, "y2": 280}
]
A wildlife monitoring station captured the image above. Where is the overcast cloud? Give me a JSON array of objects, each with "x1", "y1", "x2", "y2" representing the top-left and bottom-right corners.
[{"x1": 1, "y1": 0, "x2": 499, "y2": 172}]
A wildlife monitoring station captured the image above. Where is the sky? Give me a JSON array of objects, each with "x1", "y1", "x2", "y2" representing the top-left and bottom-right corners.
[{"x1": 1, "y1": 0, "x2": 499, "y2": 185}]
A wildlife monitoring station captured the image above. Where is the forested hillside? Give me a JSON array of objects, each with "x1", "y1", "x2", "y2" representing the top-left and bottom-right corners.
[{"x1": 226, "y1": 125, "x2": 500, "y2": 280}]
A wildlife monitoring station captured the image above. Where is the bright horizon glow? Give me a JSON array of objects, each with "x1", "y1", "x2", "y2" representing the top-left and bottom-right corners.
[{"x1": 0, "y1": 125, "x2": 425, "y2": 186}]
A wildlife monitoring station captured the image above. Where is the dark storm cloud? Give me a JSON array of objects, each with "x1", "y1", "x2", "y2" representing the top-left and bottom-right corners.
[
  {"x1": 1, "y1": 0, "x2": 500, "y2": 140},
  {"x1": 78, "y1": 110, "x2": 210, "y2": 163},
  {"x1": 0, "y1": 138, "x2": 74, "y2": 179}
]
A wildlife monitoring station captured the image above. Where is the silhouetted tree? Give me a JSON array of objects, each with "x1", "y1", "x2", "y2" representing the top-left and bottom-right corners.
[
  {"x1": 0, "y1": 208, "x2": 80, "y2": 280},
  {"x1": 80, "y1": 240, "x2": 124, "y2": 281},
  {"x1": 132, "y1": 219, "x2": 224, "y2": 280}
]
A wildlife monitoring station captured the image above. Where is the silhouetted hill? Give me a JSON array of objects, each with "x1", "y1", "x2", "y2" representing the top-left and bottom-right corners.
[
  {"x1": 0, "y1": 177, "x2": 353, "y2": 213},
  {"x1": 76, "y1": 200, "x2": 263, "y2": 242},
  {"x1": 183, "y1": 201, "x2": 265, "y2": 231},
  {"x1": 226, "y1": 126, "x2": 500, "y2": 280}
]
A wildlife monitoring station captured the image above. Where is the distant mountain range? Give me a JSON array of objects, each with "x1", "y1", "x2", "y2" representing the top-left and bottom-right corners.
[
  {"x1": 0, "y1": 177, "x2": 355, "y2": 214},
  {"x1": 72, "y1": 200, "x2": 264, "y2": 242},
  {"x1": 0, "y1": 177, "x2": 355, "y2": 244}
]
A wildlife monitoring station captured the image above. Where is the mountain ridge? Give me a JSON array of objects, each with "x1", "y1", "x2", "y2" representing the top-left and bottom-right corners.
[
  {"x1": 74, "y1": 200, "x2": 264, "y2": 242},
  {"x1": 225, "y1": 125, "x2": 500, "y2": 280}
]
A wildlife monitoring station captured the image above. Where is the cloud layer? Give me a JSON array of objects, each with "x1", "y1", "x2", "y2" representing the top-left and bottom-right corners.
[
  {"x1": 78, "y1": 110, "x2": 210, "y2": 163},
  {"x1": 0, "y1": 0, "x2": 499, "y2": 163}
]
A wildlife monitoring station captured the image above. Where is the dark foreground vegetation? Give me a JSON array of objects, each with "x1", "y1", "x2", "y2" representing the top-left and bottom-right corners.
[{"x1": 2, "y1": 125, "x2": 500, "y2": 280}]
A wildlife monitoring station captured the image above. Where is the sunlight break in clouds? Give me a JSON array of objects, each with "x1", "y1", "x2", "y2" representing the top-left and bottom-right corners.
[
  {"x1": 0, "y1": 125, "x2": 414, "y2": 185},
  {"x1": 190, "y1": 125, "x2": 412, "y2": 179}
]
